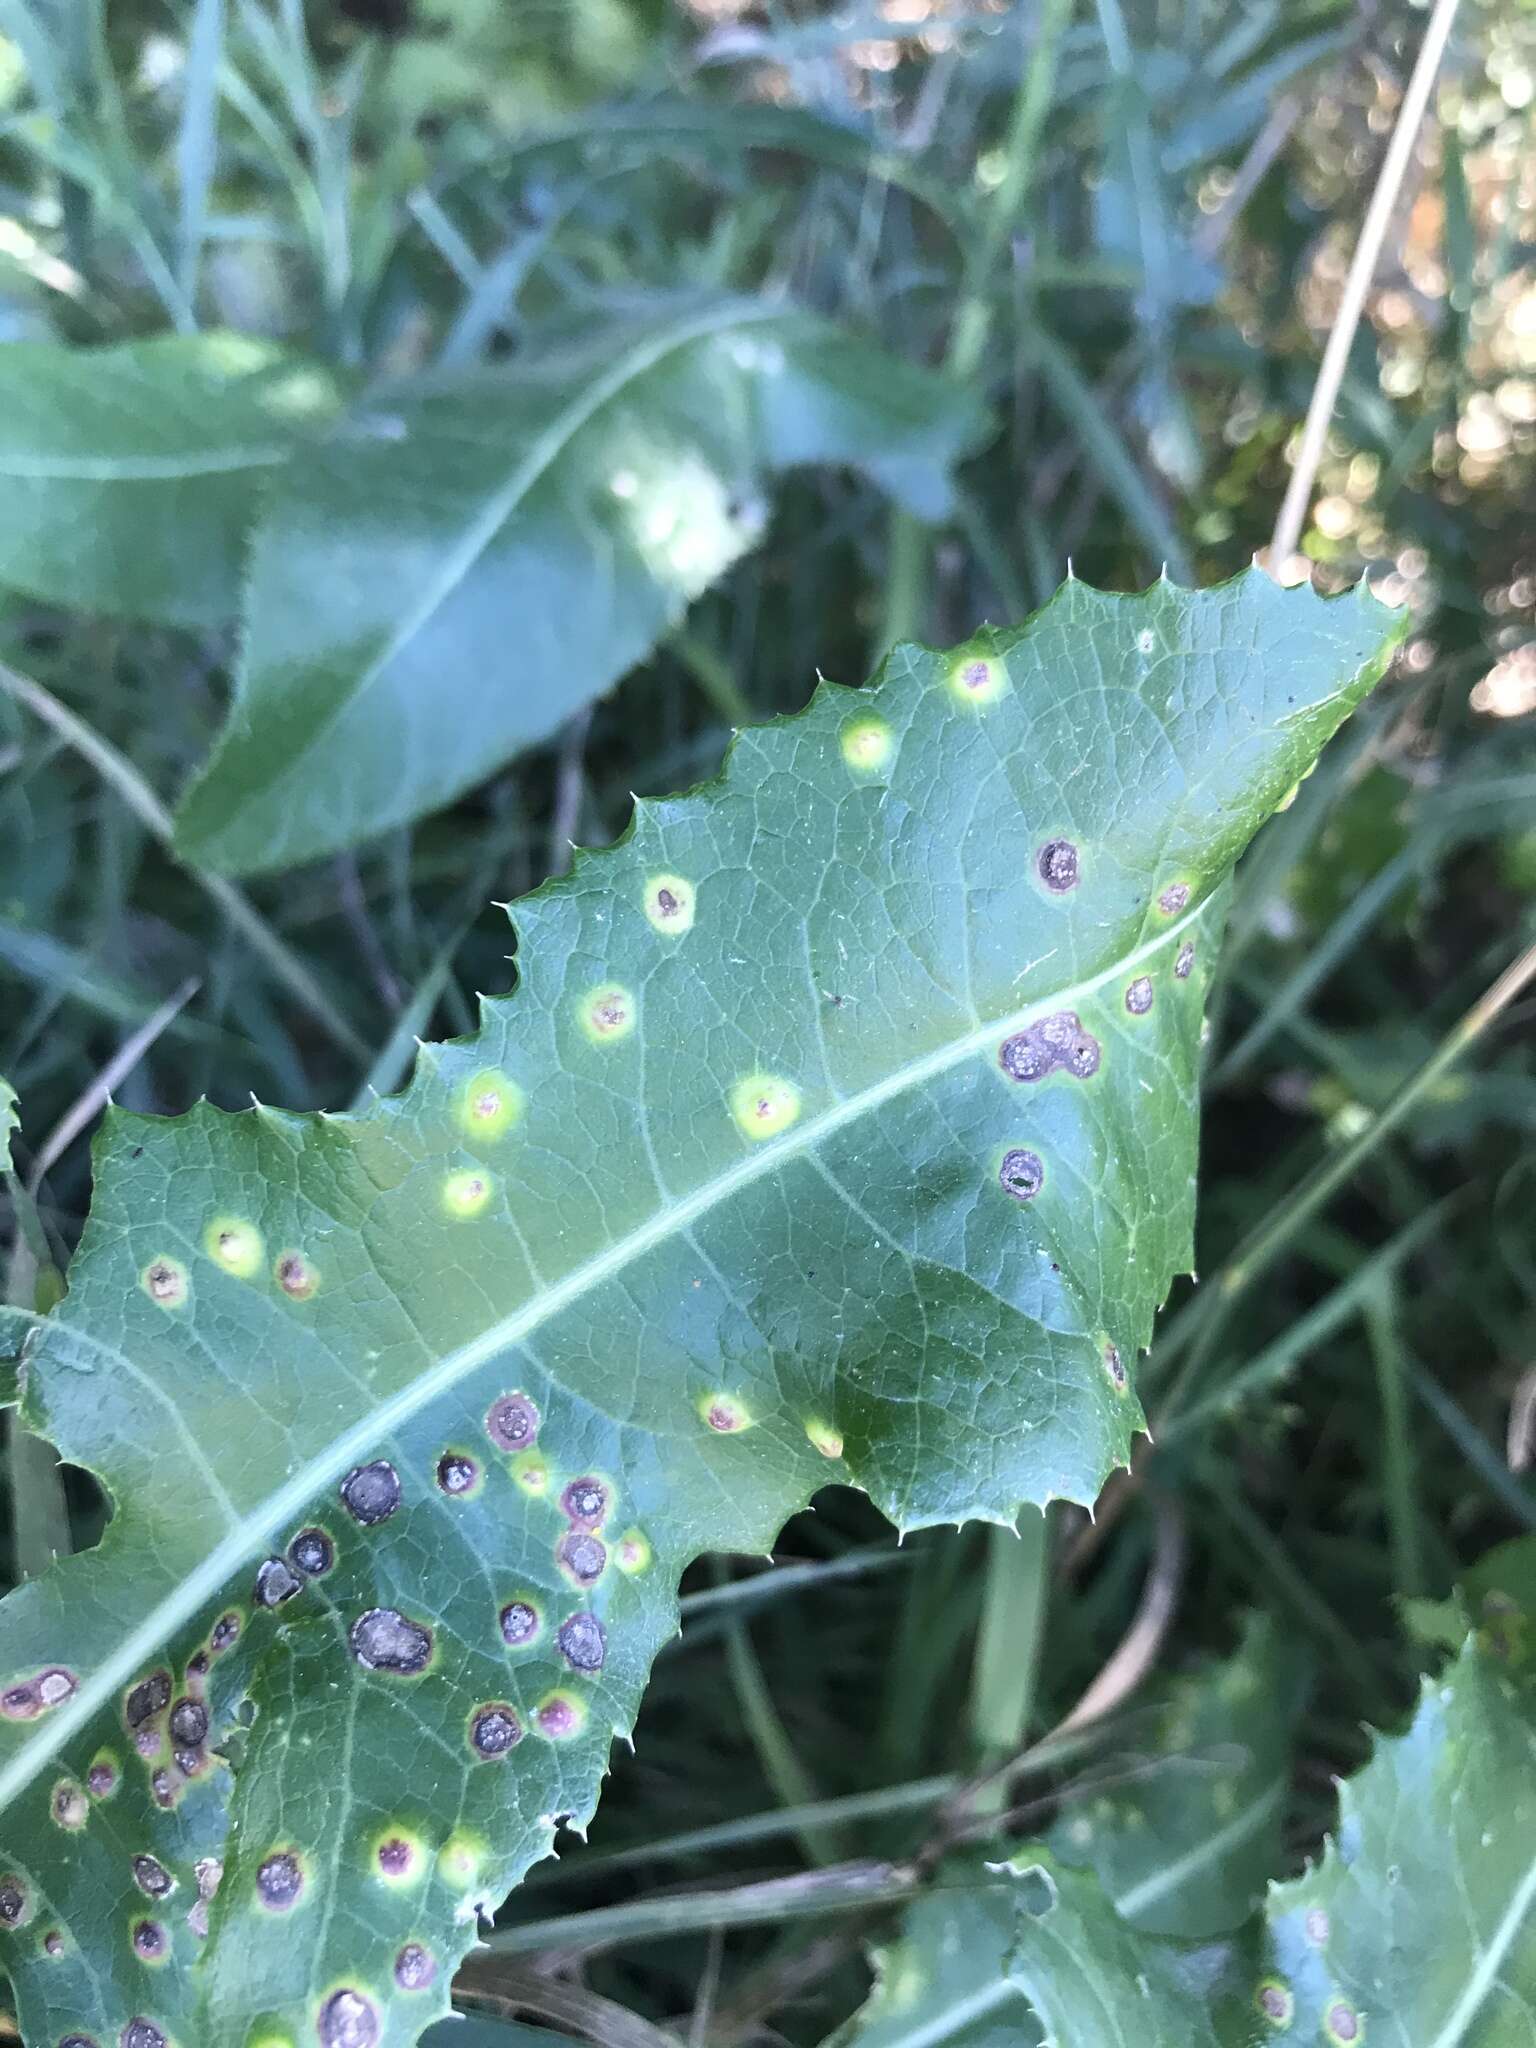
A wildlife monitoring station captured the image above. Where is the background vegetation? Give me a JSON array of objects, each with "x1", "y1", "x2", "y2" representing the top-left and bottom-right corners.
[{"x1": 1, "y1": 0, "x2": 1534, "y2": 2041}]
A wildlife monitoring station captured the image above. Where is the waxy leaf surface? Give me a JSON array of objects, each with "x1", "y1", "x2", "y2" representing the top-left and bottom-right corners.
[{"x1": 0, "y1": 572, "x2": 1399, "y2": 2046}]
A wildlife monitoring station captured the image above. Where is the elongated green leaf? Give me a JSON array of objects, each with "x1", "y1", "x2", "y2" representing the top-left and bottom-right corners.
[
  {"x1": 856, "y1": 1639, "x2": 1536, "y2": 2048},
  {"x1": 1049, "y1": 1615, "x2": 1306, "y2": 1938},
  {"x1": 0, "y1": 573, "x2": 1398, "y2": 2047},
  {"x1": 0, "y1": 337, "x2": 337, "y2": 628},
  {"x1": 172, "y1": 297, "x2": 985, "y2": 876}
]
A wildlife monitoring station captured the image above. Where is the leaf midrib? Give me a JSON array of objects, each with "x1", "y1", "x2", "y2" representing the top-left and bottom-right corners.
[{"x1": 0, "y1": 901, "x2": 1200, "y2": 1814}]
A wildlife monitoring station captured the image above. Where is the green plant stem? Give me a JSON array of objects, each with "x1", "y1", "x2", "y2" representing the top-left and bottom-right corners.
[
  {"x1": 1365, "y1": 1283, "x2": 1424, "y2": 1601},
  {"x1": 968, "y1": 1514, "x2": 1049, "y2": 1767},
  {"x1": 1271, "y1": 0, "x2": 1464, "y2": 561},
  {"x1": 483, "y1": 1861, "x2": 928, "y2": 1958},
  {"x1": 0, "y1": 660, "x2": 367, "y2": 1062}
]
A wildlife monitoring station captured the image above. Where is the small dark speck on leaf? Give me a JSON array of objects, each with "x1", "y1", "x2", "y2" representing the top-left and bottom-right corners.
[
  {"x1": 561, "y1": 1476, "x2": 609, "y2": 1528},
  {"x1": 1175, "y1": 942, "x2": 1195, "y2": 980},
  {"x1": 121, "y1": 2022, "x2": 167, "y2": 2048},
  {"x1": 486, "y1": 1391, "x2": 540, "y2": 1452},
  {"x1": 0, "y1": 1878, "x2": 26, "y2": 1925},
  {"x1": 1125, "y1": 976, "x2": 1154, "y2": 1016},
  {"x1": 500, "y1": 1600, "x2": 540, "y2": 1647},
  {"x1": 131, "y1": 1920, "x2": 165, "y2": 1959},
  {"x1": 210, "y1": 1613, "x2": 241, "y2": 1654}
]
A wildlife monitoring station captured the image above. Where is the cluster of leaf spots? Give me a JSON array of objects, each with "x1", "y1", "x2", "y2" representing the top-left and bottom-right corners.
[
  {"x1": 0, "y1": 575, "x2": 1402, "y2": 2048},
  {"x1": 990, "y1": 895, "x2": 1200, "y2": 1220}
]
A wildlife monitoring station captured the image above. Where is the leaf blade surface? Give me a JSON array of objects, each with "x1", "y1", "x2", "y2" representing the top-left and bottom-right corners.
[{"x1": 0, "y1": 573, "x2": 1399, "y2": 2046}]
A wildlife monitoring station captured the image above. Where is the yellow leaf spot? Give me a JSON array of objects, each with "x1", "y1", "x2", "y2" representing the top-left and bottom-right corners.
[
  {"x1": 442, "y1": 1169, "x2": 494, "y2": 1219},
  {"x1": 616, "y1": 1528, "x2": 653, "y2": 1575},
  {"x1": 700, "y1": 1392, "x2": 752, "y2": 1434},
  {"x1": 435, "y1": 1831, "x2": 487, "y2": 1891},
  {"x1": 946, "y1": 650, "x2": 1005, "y2": 707},
  {"x1": 805, "y1": 1418, "x2": 844, "y2": 1459},
  {"x1": 534, "y1": 1690, "x2": 587, "y2": 1740},
  {"x1": 579, "y1": 983, "x2": 637, "y2": 1044},
  {"x1": 140, "y1": 1258, "x2": 188, "y2": 1309},
  {"x1": 456, "y1": 1068, "x2": 525, "y2": 1141},
  {"x1": 840, "y1": 717, "x2": 893, "y2": 773},
  {"x1": 512, "y1": 1452, "x2": 549, "y2": 1496},
  {"x1": 204, "y1": 1217, "x2": 263, "y2": 1279},
  {"x1": 729, "y1": 1072, "x2": 800, "y2": 1140},
  {"x1": 643, "y1": 873, "x2": 696, "y2": 935}
]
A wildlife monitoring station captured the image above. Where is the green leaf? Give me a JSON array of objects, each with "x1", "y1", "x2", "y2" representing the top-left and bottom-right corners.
[
  {"x1": 1006, "y1": 1852, "x2": 1254, "y2": 2046},
  {"x1": 863, "y1": 1638, "x2": 1536, "y2": 2048},
  {"x1": 1, "y1": 1074, "x2": 16, "y2": 1173},
  {"x1": 0, "y1": 336, "x2": 337, "y2": 629},
  {"x1": 830, "y1": 1872, "x2": 1041, "y2": 2048},
  {"x1": 0, "y1": 572, "x2": 1399, "y2": 2046},
  {"x1": 1049, "y1": 1614, "x2": 1306, "y2": 1938},
  {"x1": 171, "y1": 296, "x2": 985, "y2": 876},
  {"x1": 1258, "y1": 1639, "x2": 1536, "y2": 2047}
]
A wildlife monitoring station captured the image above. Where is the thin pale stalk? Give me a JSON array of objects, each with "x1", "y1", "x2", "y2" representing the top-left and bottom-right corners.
[{"x1": 1270, "y1": 0, "x2": 1463, "y2": 563}]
